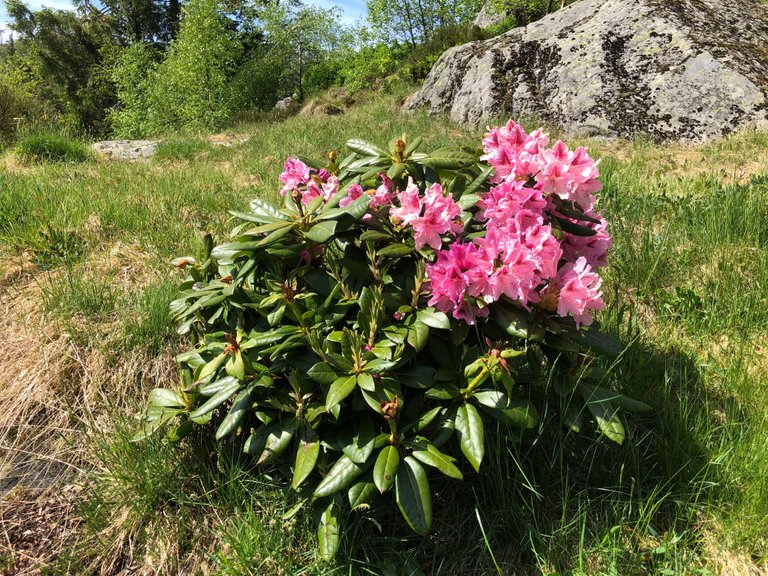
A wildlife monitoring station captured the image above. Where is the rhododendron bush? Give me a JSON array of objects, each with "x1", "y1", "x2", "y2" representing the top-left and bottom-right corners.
[{"x1": 137, "y1": 121, "x2": 648, "y2": 558}]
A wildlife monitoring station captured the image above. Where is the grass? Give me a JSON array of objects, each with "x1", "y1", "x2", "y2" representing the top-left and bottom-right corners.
[
  {"x1": 1, "y1": 91, "x2": 767, "y2": 574},
  {"x1": 14, "y1": 132, "x2": 93, "y2": 164}
]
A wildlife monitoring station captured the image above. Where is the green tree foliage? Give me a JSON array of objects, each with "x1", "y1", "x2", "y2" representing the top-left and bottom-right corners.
[
  {"x1": 366, "y1": 0, "x2": 484, "y2": 46},
  {"x1": 149, "y1": 0, "x2": 241, "y2": 132},
  {"x1": 3, "y1": 0, "x2": 116, "y2": 134},
  {"x1": 108, "y1": 42, "x2": 161, "y2": 137},
  {"x1": 258, "y1": 2, "x2": 343, "y2": 100}
]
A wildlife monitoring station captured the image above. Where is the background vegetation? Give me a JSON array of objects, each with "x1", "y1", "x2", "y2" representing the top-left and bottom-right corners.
[
  {"x1": 0, "y1": 0, "x2": 555, "y2": 142},
  {"x1": 2, "y1": 0, "x2": 767, "y2": 574}
]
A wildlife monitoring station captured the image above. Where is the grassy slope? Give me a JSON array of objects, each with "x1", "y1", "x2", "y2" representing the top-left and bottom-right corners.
[{"x1": 1, "y1": 94, "x2": 767, "y2": 575}]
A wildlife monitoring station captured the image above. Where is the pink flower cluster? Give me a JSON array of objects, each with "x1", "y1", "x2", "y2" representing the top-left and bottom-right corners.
[
  {"x1": 276, "y1": 120, "x2": 611, "y2": 329},
  {"x1": 279, "y1": 157, "x2": 339, "y2": 205},
  {"x1": 427, "y1": 121, "x2": 611, "y2": 327}
]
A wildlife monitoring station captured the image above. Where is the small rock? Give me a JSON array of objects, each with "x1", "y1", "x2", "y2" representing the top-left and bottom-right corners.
[{"x1": 91, "y1": 140, "x2": 158, "y2": 161}]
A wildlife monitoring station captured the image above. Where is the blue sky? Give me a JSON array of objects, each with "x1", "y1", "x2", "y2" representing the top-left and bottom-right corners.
[{"x1": 0, "y1": 0, "x2": 367, "y2": 36}]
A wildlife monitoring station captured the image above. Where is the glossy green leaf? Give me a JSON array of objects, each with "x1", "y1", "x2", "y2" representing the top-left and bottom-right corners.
[
  {"x1": 314, "y1": 454, "x2": 366, "y2": 498},
  {"x1": 189, "y1": 379, "x2": 241, "y2": 419},
  {"x1": 317, "y1": 194, "x2": 371, "y2": 221},
  {"x1": 342, "y1": 419, "x2": 376, "y2": 464},
  {"x1": 215, "y1": 387, "x2": 253, "y2": 440},
  {"x1": 308, "y1": 362, "x2": 339, "y2": 386},
  {"x1": 147, "y1": 388, "x2": 185, "y2": 408},
  {"x1": 406, "y1": 320, "x2": 429, "y2": 351},
  {"x1": 373, "y1": 445, "x2": 400, "y2": 494},
  {"x1": 473, "y1": 391, "x2": 539, "y2": 429},
  {"x1": 416, "y1": 309, "x2": 450, "y2": 330},
  {"x1": 348, "y1": 481, "x2": 377, "y2": 510},
  {"x1": 347, "y1": 138, "x2": 388, "y2": 157},
  {"x1": 304, "y1": 220, "x2": 337, "y2": 243},
  {"x1": 326, "y1": 375, "x2": 357, "y2": 412},
  {"x1": 378, "y1": 244, "x2": 414, "y2": 257},
  {"x1": 291, "y1": 425, "x2": 320, "y2": 490},
  {"x1": 455, "y1": 403, "x2": 484, "y2": 472},
  {"x1": 580, "y1": 384, "x2": 625, "y2": 444},
  {"x1": 412, "y1": 444, "x2": 463, "y2": 480},
  {"x1": 395, "y1": 456, "x2": 432, "y2": 535},
  {"x1": 257, "y1": 418, "x2": 296, "y2": 465},
  {"x1": 318, "y1": 500, "x2": 340, "y2": 561}
]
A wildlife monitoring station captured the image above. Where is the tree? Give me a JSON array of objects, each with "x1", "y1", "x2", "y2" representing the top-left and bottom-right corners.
[
  {"x1": 258, "y1": 2, "x2": 343, "y2": 100},
  {"x1": 149, "y1": 0, "x2": 241, "y2": 132},
  {"x1": 366, "y1": 0, "x2": 483, "y2": 46}
]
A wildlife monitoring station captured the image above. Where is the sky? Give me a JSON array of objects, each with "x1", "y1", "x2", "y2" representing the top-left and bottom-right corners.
[{"x1": 0, "y1": 0, "x2": 367, "y2": 37}]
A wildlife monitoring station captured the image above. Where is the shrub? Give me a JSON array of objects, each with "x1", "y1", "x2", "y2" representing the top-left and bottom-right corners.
[
  {"x1": 15, "y1": 132, "x2": 92, "y2": 163},
  {"x1": 137, "y1": 122, "x2": 646, "y2": 558},
  {"x1": 0, "y1": 70, "x2": 51, "y2": 145},
  {"x1": 109, "y1": 42, "x2": 162, "y2": 138}
]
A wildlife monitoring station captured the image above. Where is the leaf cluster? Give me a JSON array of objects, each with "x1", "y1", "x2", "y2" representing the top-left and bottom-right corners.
[{"x1": 136, "y1": 134, "x2": 648, "y2": 558}]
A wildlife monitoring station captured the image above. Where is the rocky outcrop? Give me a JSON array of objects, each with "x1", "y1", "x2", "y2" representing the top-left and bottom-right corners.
[
  {"x1": 92, "y1": 140, "x2": 158, "y2": 161},
  {"x1": 473, "y1": 0, "x2": 507, "y2": 29},
  {"x1": 405, "y1": 0, "x2": 768, "y2": 141}
]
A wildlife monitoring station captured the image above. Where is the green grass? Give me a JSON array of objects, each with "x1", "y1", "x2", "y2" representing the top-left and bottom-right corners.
[
  {"x1": 2, "y1": 92, "x2": 768, "y2": 574},
  {"x1": 14, "y1": 132, "x2": 93, "y2": 164},
  {"x1": 153, "y1": 138, "x2": 218, "y2": 162}
]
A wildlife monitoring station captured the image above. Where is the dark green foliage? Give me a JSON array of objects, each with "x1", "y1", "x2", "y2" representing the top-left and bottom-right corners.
[
  {"x1": 15, "y1": 132, "x2": 91, "y2": 163},
  {"x1": 135, "y1": 131, "x2": 640, "y2": 560}
]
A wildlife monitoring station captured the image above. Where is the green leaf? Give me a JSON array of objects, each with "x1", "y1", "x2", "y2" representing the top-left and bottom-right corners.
[
  {"x1": 378, "y1": 244, "x2": 414, "y2": 257},
  {"x1": 387, "y1": 162, "x2": 407, "y2": 179},
  {"x1": 257, "y1": 418, "x2": 296, "y2": 465},
  {"x1": 494, "y1": 305, "x2": 543, "y2": 340},
  {"x1": 147, "y1": 388, "x2": 185, "y2": 408},
  {"x1": 463, "y1": 165, "x2": 494, "y2": 195},
  {"x1": 215, "y1": 388, "x2": 253, "y2": 440},
  {"x1": 373, "y1": 445, "x2": 400, "y2": 494},
  {"x1": 197, "y1": 352, "x2": 228, "y2": 382},
  {"x1": 359, "y1": 230, "x2": 392, "y2": 241},
  {"x1": 404, "y1": 136, "x2": 423, "y2": 156},
  {"x1": 419, "y1": 147, "x2": 477, "y2": 170},
  {"x1": 395, "y1": 456, "x2": 432, "y2": 535},
  {"x1": 342, "y1": 419, "x2": 376, "y2": 464},
  {"x1": 347, "y1": 138, "x2": 388, "y2": 157},
  {"x1": 473, "y1": 391, "x2": 539, "y2": 429},
  {"x1": 412, "y1": 445, "x2": 463, "y2": 480},
  {"x1": 317, "y1": 194, "x2": 371, "y2": 221},
  {"x1": 304, "y1": 220, "x2": 337, "y2": 243},
  {"x1": 455, "y1": 403, "x2": 485, "y2": 472},
  {"x1": 555, "y1": 216, "x2": 598, "y2": 236},
  {"x1": 580, "y1": 384, "x2": 625, "y2": 444},
  {"x1": 199, "y1": 375, "x2": 239, "y2": 396},
  {"x1": 292, "y1": 425, "x2": 320, "y2": 489},
  {"x1": 308, "y1": 362, "x2": 339, "y2": 386},
  {"x1": 580, "y1": 383, "x2": 652, "y2": 413},
  {"x1": 189, "y1": 379, "x2": 241, "y2": 419},
  {"x1": 326, "y1": 375, "x2": 357, "y2": 412},
  {"x1": 255, "y1": 222, "x2": 295, "y2": 247},
  {"x1": 131, "y1": 408, "x2": 181, "y2": 442},
  {"x1": 559, "y1": 323, "x2": 624, "y2": 357},
  {"x1": 249, "y1": 198, "x2": 285, "y2": 222},
  {"x1": 318, "y1": 500, "x2": 340, "y2": 562},
  {"x1": 406, "y1": 320, "x2": 429, "y2": 352},
  {"x1": 314, "y1": 455, "x2": 366, "y2": 498},
  {"x1": 416, "y1": 309, "x2": 450, "y2": 330},
  {"x1": 348, "y1": 481, "x2": 377, "y2": 510}
]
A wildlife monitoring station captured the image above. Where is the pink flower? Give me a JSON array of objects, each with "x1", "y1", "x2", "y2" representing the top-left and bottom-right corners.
[
  {"x1": 390, "y1": 178, "x2": 422, "y2": 225},
  {"x1": 560, "y1": 216, "x2": 612, "y2": 268},
  {"x1": 555, "y1": 257, "x2": 605, "y2": 328},
  {"x1": 279, "y1": 157, "x2": 311, "y2": 196},
  {"x1": 477, "y1": 179, "x2": 547, "y2": 227},
  {"x1": 339, "y1": 183, "x2": 365, "y2": 208},
  {"x1": 427, "y1": 242, "x2": 488, "y2": 323},
  {"x1": 371, "y1": 174, "x2": 396, "y2": 207}
]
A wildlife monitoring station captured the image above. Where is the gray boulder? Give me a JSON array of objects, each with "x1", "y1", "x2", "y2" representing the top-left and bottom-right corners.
[
  {"x1": 92, "y1": 140, "x2": 158, "y2": 161},
  {"x1": 473, "y1": 0, "x2": 507, "y2": 29},
  {"x1": 405, "y1": 0, "x2": 768, "y2": 141}
]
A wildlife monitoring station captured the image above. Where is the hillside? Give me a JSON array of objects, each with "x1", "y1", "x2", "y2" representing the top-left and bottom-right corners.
[{"x1": 2, "y1": 93, "x2": 768, "y2": 575}]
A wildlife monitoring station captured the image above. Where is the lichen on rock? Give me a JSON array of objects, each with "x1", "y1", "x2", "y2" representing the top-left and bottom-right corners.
[{"x1": 405, "y1": 0, "x2": 768, "y2": 141}]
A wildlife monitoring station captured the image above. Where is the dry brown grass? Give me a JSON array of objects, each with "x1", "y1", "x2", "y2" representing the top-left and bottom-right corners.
[{"x1": 0, "y1": 245, "x2": 180, "y2": 575}]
